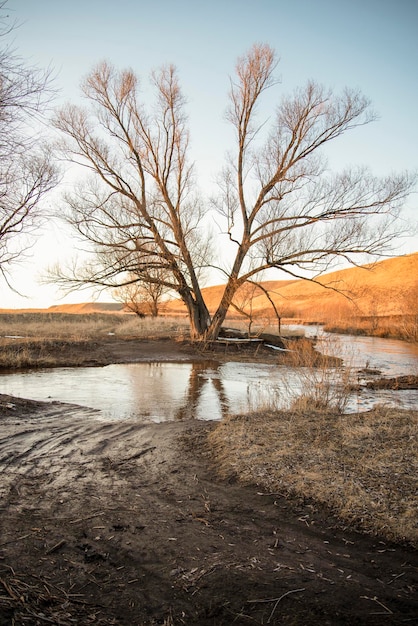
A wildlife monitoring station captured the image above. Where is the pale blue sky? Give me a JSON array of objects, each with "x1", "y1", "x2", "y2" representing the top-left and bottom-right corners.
[{"x1": 3, "y1": 0, "x2": 418, "y2": 307}]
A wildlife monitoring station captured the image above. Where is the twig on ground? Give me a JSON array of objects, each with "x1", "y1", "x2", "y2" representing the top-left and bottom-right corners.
[
  {"x1": 361, "y1": 595, "x2": 393, "y2": 614},
  {"x1": 247, "y1": 589, "x2": 306, "y2": 624},
  {"x1": 267, "y1": 588, "x2": 306, "y2": 623},
  {"x1": 46, "y1": 539, "x2": 66, "y2": 554},
  {"x1": 69, "y1": 511, "x2": 105, "y2": 525},
  {"x1": 0, "y1": 533, "x2": 33, "y2": 547}
]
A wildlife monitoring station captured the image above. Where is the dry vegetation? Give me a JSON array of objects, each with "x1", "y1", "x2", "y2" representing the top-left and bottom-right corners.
[
  {"x1": 207, "y1": 333, "x2": 418, "y2": 546},
  {"x1": 2, "y1": 253, "x2": 417, "y2": 342},
  {"x1": 0, "y1": 312, "x2": 191, "y2": 340},
  {"x1": 0, "y1": 313, "x2": 192, "y2": 368},
  {"x1": 324, "y1": 312, "x2": 418, "y2": 342},
  {"x1": 1, "y1": 311, "x2": 416, "y2": 550},
  {"x1": 209, "y1": 405, "x2": 418, "y2": 547},
  {"x1": 0, "y1": 313, "x2": 304, "y2": 368}
]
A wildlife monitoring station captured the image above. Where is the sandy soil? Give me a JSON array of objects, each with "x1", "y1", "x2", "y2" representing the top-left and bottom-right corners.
[{"x1": 0, "y1": 340, "x2": 417, "y2": 625}]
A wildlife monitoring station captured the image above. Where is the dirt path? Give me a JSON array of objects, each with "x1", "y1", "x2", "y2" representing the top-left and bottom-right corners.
[{"x1": 0, "y1": 394, "x2": 417, "y2": 625}]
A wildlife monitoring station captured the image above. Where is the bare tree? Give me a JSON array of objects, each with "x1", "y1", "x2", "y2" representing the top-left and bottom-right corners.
[
  {"x1": 53, "y1": 44, "x2": 415, "y2": 340},
  {"x1": 229, "y1": 281, "x2": 260, "y2": 336},
  {"x1": 114, "y1": 269, "x2": 172, "y2": 317},
  {"x1": 0, "y1": 3, "x2": 58, "y2": 286}
]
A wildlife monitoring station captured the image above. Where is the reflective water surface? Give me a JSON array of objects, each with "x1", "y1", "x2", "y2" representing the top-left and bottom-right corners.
[
  {"x1": 1, "y1": 329, "x2": 417, "y2": 421},
  {"x1": 299, "y1": 325, "x2": 418, "y2": 377}
]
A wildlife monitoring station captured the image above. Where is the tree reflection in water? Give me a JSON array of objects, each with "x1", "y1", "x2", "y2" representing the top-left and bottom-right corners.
[
  {"x1": 2, "y1": 335, "x2": 417, "y2": 420},
  {"x1": 174, "y1": 361, "x2": 229, "y2": 421}
]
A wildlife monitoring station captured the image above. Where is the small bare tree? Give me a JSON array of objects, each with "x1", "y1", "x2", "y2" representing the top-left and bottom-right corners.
[
  {"x1": 114, "y1": 270, "x2": 172, "y2": 317},
  {"x1": 230, "y1": 281, "x2": 259, "y2": 335},
  {"x1": 230, "y1": 280, "x2": 283, "y2": 335},
  {"x1": 0, "y1": 3, "x2": 58, "y2": 286},
  {"x1": 53, "y1": 44, "x2": 415, "y2": 340}
]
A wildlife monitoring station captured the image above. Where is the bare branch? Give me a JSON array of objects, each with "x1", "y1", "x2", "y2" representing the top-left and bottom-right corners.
[
  {"x1": 51, "y1": 42, "x2": 415, "y2": 340},
  {"x1": 0, "y1": 3, "x2": 58, "y2": 285}
]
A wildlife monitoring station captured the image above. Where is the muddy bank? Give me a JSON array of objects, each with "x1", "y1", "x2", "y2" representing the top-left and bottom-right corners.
[
  {"x1": 365, "y1": 374, "x2": 418, "y2": 390},
  {"x1": 0, "y1": 337, "x2": 205, "y2": 369},
  {"x1": 0, "y1": 394, "x2": 417, "y2": 625},
  {"x1": 0, "y1": 333, "x2": 341, "y2": 371}
]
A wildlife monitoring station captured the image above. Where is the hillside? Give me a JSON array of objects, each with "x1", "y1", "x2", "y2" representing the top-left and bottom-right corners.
[
  {"x1": 2, "y1": 253, "x2": 417, "y2": 324},
  {"x1": 164, "y1": 252, "x2": 418, "y2": 322},
  {"x1": 47, "y1": 302, "x2": 125, "y2": 314},
  {"x1": 252, "y1": 252, "x2": 418, "y2": 321},
  {"x1": 0, "y1": 302, "x2": 125, "y2": 315}
]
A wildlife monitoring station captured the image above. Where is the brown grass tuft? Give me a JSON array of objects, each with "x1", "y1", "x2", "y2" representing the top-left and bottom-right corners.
[{"x1": 208, "y1": 405, "x2": 418, "y2": 546}]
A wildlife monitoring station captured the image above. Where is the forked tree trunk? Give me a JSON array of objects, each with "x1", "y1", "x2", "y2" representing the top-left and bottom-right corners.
[
  {"x1": 183, "y1": 292, "x2": 212, "y2": 340},
  {"x1": 205, "y1": 279, "x2": 240, "y2": 340},
  {"x1": 205, "y1": 306, "x2": 228, "y2": 341}
]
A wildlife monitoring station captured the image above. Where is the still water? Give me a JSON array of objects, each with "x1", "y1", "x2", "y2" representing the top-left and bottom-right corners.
[{"x1": 1, "y1": 329, "x2": 417, "y2": 421}]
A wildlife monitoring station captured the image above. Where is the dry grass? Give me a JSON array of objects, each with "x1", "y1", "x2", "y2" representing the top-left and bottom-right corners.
[
  {"x1": 324, "y1": 314, "x2": 418, "y2": 342},
  {"x1": 277, "y1": 335, "x2": 355, "y2": 413},
  {"x1": 0, "y1": 313, "x2": 192, "y2": 368},
  {"x1": 208, "y1": 405, "x2": 418, "y2": 546},
  {"x1": 0, "y1": 313, "x2": 191, "y2": 341},
  {"x1": 0, "y1": 338, "x2": 100, "y2": 369}
]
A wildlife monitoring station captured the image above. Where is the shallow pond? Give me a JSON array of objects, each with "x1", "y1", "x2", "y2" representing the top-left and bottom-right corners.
[{"x1": 1, "y1": 328, "x2": 417, "y2": 421}]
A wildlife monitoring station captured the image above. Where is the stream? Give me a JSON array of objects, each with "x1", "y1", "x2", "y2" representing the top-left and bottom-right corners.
[{"x1": 1, "y1": 328, "x2": 417, "y2": 421}]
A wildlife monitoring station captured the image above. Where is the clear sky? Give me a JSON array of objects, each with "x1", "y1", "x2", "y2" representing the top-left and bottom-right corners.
[{"x1": 2, "y1": 0, "x2": 418, "y2": 308}]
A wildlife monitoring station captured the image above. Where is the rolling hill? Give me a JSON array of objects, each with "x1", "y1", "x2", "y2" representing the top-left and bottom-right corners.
[
  {"x1": 164, "y1": 252, "x2": 418, "y2": 322},
  {"x1": 2, "y1": 253, "x2": 417, "y2": 323}
]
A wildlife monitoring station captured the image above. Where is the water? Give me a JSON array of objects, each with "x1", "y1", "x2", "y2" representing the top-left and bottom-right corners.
[
  {"x1": 1, "y1": 330, "x2": 417, "y2": 421},
  {"x1": 0, "y1": 361, "x2": 296, "y2": 422},
  {"x1": 298, "y1": 325, "x2": 418, "y2": 377}
]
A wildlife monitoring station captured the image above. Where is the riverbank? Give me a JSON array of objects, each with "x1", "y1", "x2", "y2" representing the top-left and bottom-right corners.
[
  {"x1": 323, "y1": 314, "x2": 418, "y2": 343},
  {"x1": 0, "y1": 332, "x2": 313, "y2": 370},
  {"x1": 1, "y1": 392, "x2": 417, "y2": 625}
]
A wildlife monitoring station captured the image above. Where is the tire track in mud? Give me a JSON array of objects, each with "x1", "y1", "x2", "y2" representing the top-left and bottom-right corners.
[
  {"x1": 0, "y1": 402, "x2": 158, "y2": 500},
  {"x1": 1, "y1": 396, "x2": 418, "y2": 625}
]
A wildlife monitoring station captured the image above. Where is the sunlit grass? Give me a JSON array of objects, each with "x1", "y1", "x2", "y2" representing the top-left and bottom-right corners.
[
  {"x1": 0, "y1": 313, "x2": 193, "y2": 368},
  {"x1": 0, "y1": 312, "x2": 191, "y2": 340},
  {"x1": 209, "y1": 404, "x2": 418, "y2": 546},
  {"x1": 324, "y1": 313, "x2": 418, "y2": 342}
]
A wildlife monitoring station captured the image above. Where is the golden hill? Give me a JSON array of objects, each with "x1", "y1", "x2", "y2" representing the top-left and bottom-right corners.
[
  {"x1": 0, "y1": 302, "x2": 125, "y2": 315},
  {"x1": 47, "y1": 302, "x2": 125, "y2": 314},
  {"x1": 165, "y1": 252, "x2": 418, "y2": 322},
  {"x1": 2, "y1": 253, "x2": 416, "y2": 324}
]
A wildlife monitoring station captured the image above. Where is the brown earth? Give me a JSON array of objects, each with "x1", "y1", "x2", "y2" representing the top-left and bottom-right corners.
[{"x1": 0, "y1": 340, "x2": 417, "y2": 625}]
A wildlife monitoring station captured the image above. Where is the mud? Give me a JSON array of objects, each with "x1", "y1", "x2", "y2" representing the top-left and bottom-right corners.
[
  {"x1": 0, "y1": 341, "x2": 417, "y2": 625},
  {"x1": 365, "y1": 374, "x2": 418, "y2": 390}
]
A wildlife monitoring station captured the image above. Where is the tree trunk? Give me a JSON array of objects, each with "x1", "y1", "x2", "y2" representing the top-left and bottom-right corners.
[
  {"x1": 205, "y1": 306, "x2": 228, "y2": 340},
  {"x1": 205, "y1": 279, "x2": 240, "y2": 340},
  {"x1": 182, "y1": 291, "x2": 211, "y2": 340},
  {"x1": 150, "y1": 298, "x2": 159, "y2": 317}
]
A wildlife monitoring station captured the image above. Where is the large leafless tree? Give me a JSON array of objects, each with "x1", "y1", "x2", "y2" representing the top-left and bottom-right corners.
[
  {"x1": 0, "y1": 3, "x2": 58, "y2": 287},
  {"x1": 53, "y1": 44, "x2": 415, "y2": 339}
]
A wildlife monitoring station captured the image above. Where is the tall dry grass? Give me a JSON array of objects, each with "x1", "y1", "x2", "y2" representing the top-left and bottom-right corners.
[
  {"x1": 278, "y1": 335, "x2": 356, "y2": 414},
  {"x1": 209, "y1": 405, "x2": 418, "y2": 546},
  {"x1": 0, "y1": 313, "x2": 191, "y2": 341},
  {"x1": 0, "y1": 313, "x2": 192, "y2": 369},
  {"x1": 324, "y1": 314, "x2": 418, "y2": 342}
]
